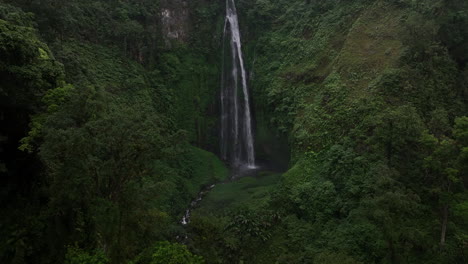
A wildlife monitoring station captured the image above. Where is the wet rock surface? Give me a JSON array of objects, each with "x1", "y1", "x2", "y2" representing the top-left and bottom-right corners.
[{"x1": 159, "y1": 0, "x2": 190, "y2": 46}]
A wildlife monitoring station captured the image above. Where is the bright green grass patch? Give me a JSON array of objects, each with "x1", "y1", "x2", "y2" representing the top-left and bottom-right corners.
[
  {"x1": 194, "y1": 172, "x2": 282, "y2": 214},
  {"x1": 183, "y1": 147, "x2": 229, "y2": 198}
]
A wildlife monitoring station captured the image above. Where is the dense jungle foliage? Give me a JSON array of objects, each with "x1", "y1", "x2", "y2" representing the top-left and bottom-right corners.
[{"x1": 1, "y1": 0, "x2": 467, "y2": 263}]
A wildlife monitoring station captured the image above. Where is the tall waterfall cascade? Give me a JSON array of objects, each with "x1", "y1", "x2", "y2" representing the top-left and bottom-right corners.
[{"x1": 220, "y1": 0, "x2": 256, "y2": 169}]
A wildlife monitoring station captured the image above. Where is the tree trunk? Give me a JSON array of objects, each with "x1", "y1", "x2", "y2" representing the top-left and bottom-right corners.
[
  {"x1": 386, "y1": 121, "x2": 394, "y2": 167},
  {"x1": 389, "y1": 239, "x2": 397, "y2": 264},
  {"x1": 440, "y1": 204, "x2": 449, "y2": 248}
]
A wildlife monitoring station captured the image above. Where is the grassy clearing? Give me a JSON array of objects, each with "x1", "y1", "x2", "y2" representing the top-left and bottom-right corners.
[
  {"x1": 183, "y1": 147, "x2": 230, "y2": 198},
  {"x1": 194, "y1": 172, "x2": 282, "y2": 214}
]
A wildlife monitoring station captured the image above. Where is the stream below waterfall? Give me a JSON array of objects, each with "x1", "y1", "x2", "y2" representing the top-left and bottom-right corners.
[{"x1": 180, "y1": 166, "x2": 263, "y2": 227}]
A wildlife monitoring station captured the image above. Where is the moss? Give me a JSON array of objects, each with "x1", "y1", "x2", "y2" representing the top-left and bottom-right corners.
[
  {"x1": 182, "y1": 146, "x2": 229, "y2": 198},
  {"x1": 334, "y1": 0, "x2": 405, "y2": 96},
  {"x1": 164, "y1": 48, "x2": 221, "y2": 149},
  {"x1": 194, "y1": 172, "x2": 281, "y2": 214}
]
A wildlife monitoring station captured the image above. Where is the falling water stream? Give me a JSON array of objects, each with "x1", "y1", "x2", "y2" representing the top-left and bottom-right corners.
[
  {"x1": 220, "y1": 0, "x2": 256, "y2": 169},
  {"x1": 180, "y1": 0, "x2": 257, "y2": 227}
]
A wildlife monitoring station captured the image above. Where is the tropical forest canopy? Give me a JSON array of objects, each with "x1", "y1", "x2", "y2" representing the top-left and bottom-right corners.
[{"x1": 0, "y1": 0, "x2": 467, "y2": 263}]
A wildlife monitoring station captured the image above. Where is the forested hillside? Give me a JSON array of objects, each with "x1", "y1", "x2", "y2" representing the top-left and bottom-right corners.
[
  {"x1": 1, "y1": 0, "x2": 467, "y2": 263},
  {"x1": 0, "y1": 0, "x2": 226, "y2": 263},
  {"x1": 205, "y1": 0, "x2": 468, "y2": 262}
]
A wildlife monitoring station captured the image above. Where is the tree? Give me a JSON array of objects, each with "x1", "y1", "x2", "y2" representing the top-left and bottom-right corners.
[
  {"x1": 421, "y1": 116, "x2": 468, "y2": 251},
  {"x1": 37, "y1": 85, "x2": 179, "y2": 262},
  {"x1": 131, "y1": 242, "x2": 204, "y2": 264},
  {"x1": 65, "y1": 247, "x2": 108, "y2": 264}
]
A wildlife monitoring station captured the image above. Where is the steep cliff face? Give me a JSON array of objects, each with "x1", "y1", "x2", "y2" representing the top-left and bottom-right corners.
[
  {"x1": 155, "y1": 0, "x2": 225, "y2": 152},
  {"x1": 238, "y1": 0, "x2": 466, "y2": 159},
  {"x1": 182, "y1": 1, "x2": 468, "y2": 263},
  {"x1": 159, "y1": 0, "x2": 190, "y2": 46}
]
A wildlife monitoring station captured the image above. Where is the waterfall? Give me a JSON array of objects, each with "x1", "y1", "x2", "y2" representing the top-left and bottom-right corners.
[{"x1": 220, "y1": 0, "x2": 256, "y2": 169}]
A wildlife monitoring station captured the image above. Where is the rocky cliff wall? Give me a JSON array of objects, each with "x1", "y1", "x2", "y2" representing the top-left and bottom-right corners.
[{"x1": 159, "y1": 0, "x2": 191, "y2": 47}]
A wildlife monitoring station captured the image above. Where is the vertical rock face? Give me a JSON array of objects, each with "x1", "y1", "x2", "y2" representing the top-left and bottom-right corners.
[{"x1": 159, "y1": 0, "x2": 190, "y2": 46}]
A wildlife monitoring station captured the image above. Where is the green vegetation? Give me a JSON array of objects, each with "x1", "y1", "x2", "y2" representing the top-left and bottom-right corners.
[
  {"x1": 131, "y1": 242, "x2": 205, "y2": 264},
  {"x1": 187, "y1": 0, "x2": 468, "y2": 263},
  {"x1": 0, "y1": 1, "x2": 224, "y2": 263},
  {"x1": 196, "y1": 172, "x2": 281, "y2": 213},
  {"x1": 1, "y1": 0, "x2": 468, "y2": 263},
  {"x1": 201, "y1": 0, "x2": 467, "y2": 263}
]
